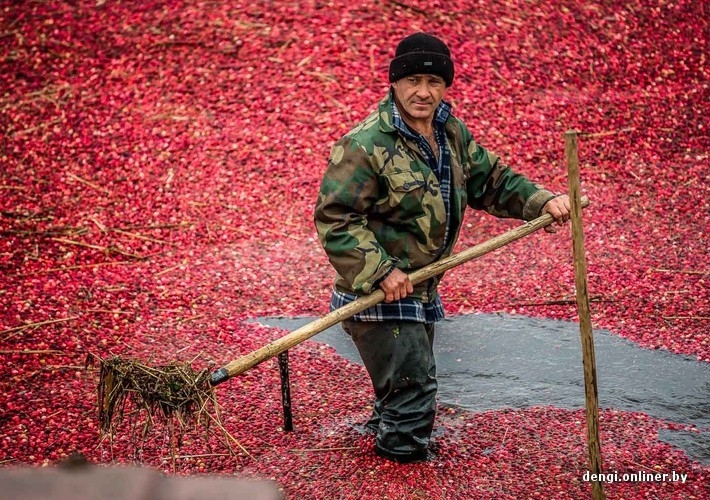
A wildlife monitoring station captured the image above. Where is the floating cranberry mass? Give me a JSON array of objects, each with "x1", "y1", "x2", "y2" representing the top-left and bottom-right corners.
[{"x1": 0, "y1": 0, "x2": 707, "y2": 499}]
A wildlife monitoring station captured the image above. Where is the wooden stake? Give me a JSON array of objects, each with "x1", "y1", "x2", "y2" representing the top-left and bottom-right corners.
[
  {"x1": 566, "y1": 130, "x2": 605, "y2": 500},
  {"x1": 278, "y1": 351, "x2": 294, "y2": 432}
]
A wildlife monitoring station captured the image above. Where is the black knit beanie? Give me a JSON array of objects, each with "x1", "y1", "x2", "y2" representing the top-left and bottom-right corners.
[{"x1": 388, "y1": 33, "x2": 454, "y2": 87}]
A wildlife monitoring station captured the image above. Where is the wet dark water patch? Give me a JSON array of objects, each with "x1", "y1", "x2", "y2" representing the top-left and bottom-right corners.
[{"x1": 249, "y1": 314, "x2": 709, "y2": 464}]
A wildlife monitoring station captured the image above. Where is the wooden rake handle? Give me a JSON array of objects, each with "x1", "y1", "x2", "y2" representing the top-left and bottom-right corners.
[{"x1": 210, "y1": 195, "x2": 590, "y2": 386}]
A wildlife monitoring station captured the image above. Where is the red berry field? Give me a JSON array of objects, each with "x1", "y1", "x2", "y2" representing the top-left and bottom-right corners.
[{"x1": 1, "y1": 0, "x2": 708, "y2": 499}]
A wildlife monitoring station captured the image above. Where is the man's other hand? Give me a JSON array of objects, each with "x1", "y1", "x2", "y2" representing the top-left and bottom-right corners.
[
  {"x1": 542, "y1": 194, "x2": 571, "y2": 233},
  {"x1": 379, "y1": 268, "x2": 414, "y2": 303}
]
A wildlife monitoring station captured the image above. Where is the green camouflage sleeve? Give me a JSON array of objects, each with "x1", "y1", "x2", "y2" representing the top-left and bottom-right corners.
[
  {"x1": 462, "y1": 125, "x2": 555, "y2": 221},
  {"x1": 314, "y1": 137, "x2": 397, "y2": 294}
]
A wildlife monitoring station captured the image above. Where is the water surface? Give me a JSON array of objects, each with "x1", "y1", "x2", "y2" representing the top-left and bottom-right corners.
[{"x1": 250, "y1": 314, "x2": 709, "y2": 464}]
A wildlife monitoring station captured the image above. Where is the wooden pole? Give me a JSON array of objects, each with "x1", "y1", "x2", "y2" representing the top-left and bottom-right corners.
[
  {"x1": 566, "y1": 130, "x2": 605, "y2": 500},
  {"x1": 211, "y1": 198, "x2": 589, "y2": 386},
  {"x1": 278, "y1": 351, "x2": 294, "y2": 432}
]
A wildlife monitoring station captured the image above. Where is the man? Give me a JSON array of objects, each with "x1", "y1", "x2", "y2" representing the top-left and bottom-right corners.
[{"x1": 314, "y1": 32, "x2": 571, "y2": 463}]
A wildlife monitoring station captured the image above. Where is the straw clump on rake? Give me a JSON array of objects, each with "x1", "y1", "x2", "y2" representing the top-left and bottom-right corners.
[
  {"x1": 87, "y1": 354, "x2": 250, "y2": 461},
  {"x1": 92, "y1": 355, "x2": 217, "y2": 435}
]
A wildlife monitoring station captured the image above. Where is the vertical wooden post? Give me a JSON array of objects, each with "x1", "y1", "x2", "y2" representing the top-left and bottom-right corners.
[
  {"x1": 566, "y1": 130, "x2": 605, "y2": 500},
  {"x1": 278, "y1": 351, "x2": 294, "y2": 432}
]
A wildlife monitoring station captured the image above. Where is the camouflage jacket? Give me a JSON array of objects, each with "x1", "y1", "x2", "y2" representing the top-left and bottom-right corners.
[{"x1": 314, "y1": 92, "x2": 554, "y2": 301}]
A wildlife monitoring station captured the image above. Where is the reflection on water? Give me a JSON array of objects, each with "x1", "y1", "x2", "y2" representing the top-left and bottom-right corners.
[{"x1": 250, "y1": 314, "x2": 710, "y2": 465}]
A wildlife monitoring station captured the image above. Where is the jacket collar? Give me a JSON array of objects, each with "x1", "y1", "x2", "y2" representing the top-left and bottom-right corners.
[{"x1": 377, "y1": 91, "x2": 397, "y2": 133}]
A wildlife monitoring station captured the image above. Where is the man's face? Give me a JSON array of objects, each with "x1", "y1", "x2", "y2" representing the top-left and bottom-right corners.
[{"x1": 391, "y1": 74, "x2": 447, "y2": 122}]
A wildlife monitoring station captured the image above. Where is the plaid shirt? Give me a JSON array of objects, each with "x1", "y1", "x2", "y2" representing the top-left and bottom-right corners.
[
  {"x1": 330, "y1": 95, "x2": 452, "y2": 323},
  {"x1": 330, "y1": 288, "x2": 445, "y2": 323}
]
